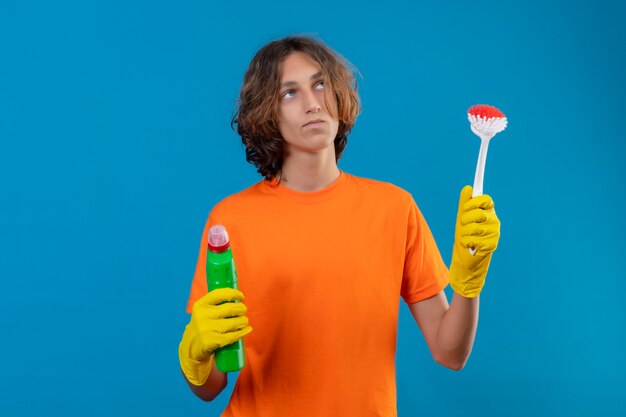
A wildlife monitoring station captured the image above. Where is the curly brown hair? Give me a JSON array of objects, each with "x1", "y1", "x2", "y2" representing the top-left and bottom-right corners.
[{"x1": 231, "y1": 35, "x2": 361, "y2": 182}]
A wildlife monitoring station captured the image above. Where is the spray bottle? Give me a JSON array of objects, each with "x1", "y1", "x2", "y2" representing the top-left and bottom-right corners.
[{"x1": 206, "y1": 224, "x2": 245, "y2": 372}]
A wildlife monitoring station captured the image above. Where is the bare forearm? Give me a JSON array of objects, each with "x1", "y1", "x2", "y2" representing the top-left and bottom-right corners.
[
  {"x1": 183, "y1": 355, "x2": 228, "y2": 402},
  {"x1": 435, "y1": 292, "x2": 479, "y2": 370}
]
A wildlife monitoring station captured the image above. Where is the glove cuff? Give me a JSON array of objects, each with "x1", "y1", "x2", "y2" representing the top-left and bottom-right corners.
[
  {"x1": 448, "y1": 248, "x2": 488, "y2": 298},
  {"x1": 448, "y1": 275, "x2": 483, "y2": 298},
  {"x1": 179, "y1": 330, "x2": 213, "y2": 386}
]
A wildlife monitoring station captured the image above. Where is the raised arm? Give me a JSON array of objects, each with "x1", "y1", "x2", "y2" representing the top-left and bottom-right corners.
[
  {"x1": 409, "y1": 290, "x2": 478, "y2": 370},
  {"x1": 409, "y1": 185, "x2": 500, "y2": 370}
]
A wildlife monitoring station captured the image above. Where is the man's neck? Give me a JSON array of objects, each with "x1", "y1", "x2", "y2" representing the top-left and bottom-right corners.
[{"x1": 279, "y1": 152, "x2": 341, "y2": 192}]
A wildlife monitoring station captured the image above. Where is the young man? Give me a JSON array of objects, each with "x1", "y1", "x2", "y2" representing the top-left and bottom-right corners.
[{"x1": 178, "y1": 35, "x2": 500, "y2": 416}]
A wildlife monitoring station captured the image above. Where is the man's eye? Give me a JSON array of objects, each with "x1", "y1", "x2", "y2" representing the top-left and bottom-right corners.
[
  {"x1": 315, "y1": 81, "x2": 325, "y2": 89},
  {"x1": 282, "y1": 90, "x2": 295, "y2": 99}
]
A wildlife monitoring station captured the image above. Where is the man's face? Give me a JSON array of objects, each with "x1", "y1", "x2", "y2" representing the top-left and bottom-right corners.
[{"x1": 277, "y1": 51, "x2": 339, "y2": 157}]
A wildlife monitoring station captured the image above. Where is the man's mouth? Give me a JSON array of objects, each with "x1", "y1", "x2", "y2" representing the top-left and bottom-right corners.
[{"x1": 303, "y1": 119, "x2": 325, "y2": 127}]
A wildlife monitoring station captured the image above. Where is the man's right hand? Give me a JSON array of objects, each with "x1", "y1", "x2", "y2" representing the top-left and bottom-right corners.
[{"x1": 179, "y1": 288, "x2": 252, "y2": 385}]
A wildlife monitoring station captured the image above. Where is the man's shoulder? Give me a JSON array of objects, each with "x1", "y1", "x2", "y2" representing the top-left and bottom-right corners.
[
  {"x1": 347, "y1": 172, "x2": 413, "y2": 203},
  {"x1": 209, "y1": 180, "x2": 267, "y2": 216}
]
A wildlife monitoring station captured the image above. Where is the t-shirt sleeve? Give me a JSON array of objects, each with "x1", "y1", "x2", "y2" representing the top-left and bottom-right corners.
[
  {"x1": 185, "y1": 215, "x2": 216, "y2": 314},
  {"x1": 400, "y1": 197, "x2": 449, "y2": 304}
]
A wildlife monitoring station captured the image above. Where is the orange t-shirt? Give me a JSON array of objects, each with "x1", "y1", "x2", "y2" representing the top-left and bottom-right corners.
[{"x1": 186, "y1": 170, "x2": 449, "y2": 417}]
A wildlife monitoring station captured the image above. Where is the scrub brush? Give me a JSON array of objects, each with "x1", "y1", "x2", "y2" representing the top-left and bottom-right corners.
[{"x1": 467, "y1": 104, "x2": 507, "y2": 255}]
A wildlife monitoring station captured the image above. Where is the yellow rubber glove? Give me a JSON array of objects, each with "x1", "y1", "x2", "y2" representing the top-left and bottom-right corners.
[
  {"x1": 449, "y1": 185, "x2": 501, "y2": 298},
  {"x1": 178, "y1": 288, "x2": 253, "y2": 386}
]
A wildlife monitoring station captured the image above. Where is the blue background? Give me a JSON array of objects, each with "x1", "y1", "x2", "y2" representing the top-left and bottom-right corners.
[{"x1": 1, "y1": 0, "x2": 624, "y2": 416}]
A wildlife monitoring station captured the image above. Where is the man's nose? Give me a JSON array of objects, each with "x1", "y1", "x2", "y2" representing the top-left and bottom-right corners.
[{"x1": 304, "y1": 90, "x2": 322, "y2": 113}]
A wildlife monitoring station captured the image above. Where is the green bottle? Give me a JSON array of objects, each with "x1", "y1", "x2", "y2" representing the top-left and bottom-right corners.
[{"x1": 206, "y1": 224, "x2": 245, "y2": 373}]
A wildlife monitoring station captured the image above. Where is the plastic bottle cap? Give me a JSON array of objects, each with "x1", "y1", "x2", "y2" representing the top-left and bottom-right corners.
[{"x1": 208, "y1": 225, "x2": 230, "y2": 252}]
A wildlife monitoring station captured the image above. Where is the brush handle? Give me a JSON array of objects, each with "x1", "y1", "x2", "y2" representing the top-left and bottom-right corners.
[{"x1": 469, "y1": 137, "x2": 490, "y2": 256}]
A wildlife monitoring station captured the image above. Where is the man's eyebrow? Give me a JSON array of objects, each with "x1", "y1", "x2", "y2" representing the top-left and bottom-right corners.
[{"x1": 280, "y1": 71, "x2": 323, "y2": 89}]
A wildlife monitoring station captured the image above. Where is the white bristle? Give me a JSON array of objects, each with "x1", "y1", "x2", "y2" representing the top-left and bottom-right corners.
[{"x1": 468, "y1": 114, "x2": 508, "y2": 137}]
